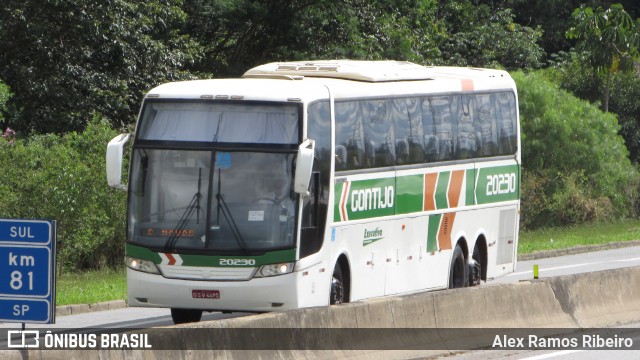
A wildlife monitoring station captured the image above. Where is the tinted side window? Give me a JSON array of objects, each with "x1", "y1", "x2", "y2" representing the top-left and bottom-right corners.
[
  {"x1": 457, "y1": 95, "x2": 477, "y2": 159},
  {"x1": 475, "y1": 94, "x2": 499, "y2": 157},
  {"x1": 423, "y1": 95, "x2": 456, "y2": 162},
  {"x1": 393, "y1": 98, "x2": 426, "y2": 165},
  {"x1": 495, "y1": 92, "x2": 517, "y2": 155},
  {"x1": 307, "y1": 101, "x2": 331, "y2": 164},
  {"x1": 335, "y1": 101, "x2": 365, "y2": 170},
  {"x1": 362, "y1": 99, "x2": 395, "y2": 167},
  {"x1": 334, "y1": 91, "x2": 517, "y2": 171}
]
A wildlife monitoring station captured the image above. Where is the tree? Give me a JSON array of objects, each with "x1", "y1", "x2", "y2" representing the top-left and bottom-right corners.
[
  {"x1": 514, "y1": 70, "x2": 639, "y2": 228},
  {"x1": 435, "y1": 1, "x2": 545, "y2": 69},
  {"x1": 0, "y1": 81, "x2": 10, "y2": 123},
  {"x1": 566, "y1": 3, "x2": 640, "y2": 112},
  {"x1": 0, "y1": 0, "x2": 199, "y2": 134},
  {"x1": 184, "y1": 0, "x2": 442, "y2": 77}
]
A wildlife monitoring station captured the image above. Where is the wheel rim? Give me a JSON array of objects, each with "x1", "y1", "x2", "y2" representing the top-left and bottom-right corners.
[{"x1": 330, "y1": 276, "x2": 344, "y2": 304}]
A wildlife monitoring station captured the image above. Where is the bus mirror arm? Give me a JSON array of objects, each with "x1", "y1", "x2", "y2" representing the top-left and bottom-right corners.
[
  {"x1": 294, "y1": 139, "x2": 315, "y2": 196},
  {"x1": 106, "y1": 133, "x2": 131, "y2": 190}
]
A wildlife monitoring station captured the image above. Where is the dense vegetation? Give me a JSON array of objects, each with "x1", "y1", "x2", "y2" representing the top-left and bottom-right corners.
[{"x1": 1, "y1": 0, "x2": 639, "y2": 270}]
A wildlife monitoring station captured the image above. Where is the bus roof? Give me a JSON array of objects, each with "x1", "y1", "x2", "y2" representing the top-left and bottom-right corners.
[
  {"x1": 145, "y1": 61, "x2": 516, "y2": 102},
  {"x1": 243, "y1": 60, "x2": 510, "y2": 83}
]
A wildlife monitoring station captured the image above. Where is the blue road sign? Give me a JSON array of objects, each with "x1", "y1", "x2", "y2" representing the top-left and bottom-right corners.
[
  {"x1": 0, "y1": 219, "x2": 56, "y2": 324},
  {"x1": 0, "y1": 298, "x2": 50, "y2": 322}
]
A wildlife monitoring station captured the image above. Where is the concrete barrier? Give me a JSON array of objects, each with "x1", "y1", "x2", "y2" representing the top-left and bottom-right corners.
[
  {"x1": 4, "y1": 266, "x2": 640, "y2": 360},
  {"x1": 545, "y1": 266, "x2": 640, "y2": 327}
]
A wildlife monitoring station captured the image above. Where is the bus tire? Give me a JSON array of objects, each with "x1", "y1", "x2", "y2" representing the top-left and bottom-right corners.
[
  {"x1": 330, "y1": 264, "x2": 346, "y2": 305},
  {"x1": 449, "y1": 244, "x2": 467, "y2": 289},
  {"x1": 171, "y1": 308, "x2": 203, "y2": 324}
]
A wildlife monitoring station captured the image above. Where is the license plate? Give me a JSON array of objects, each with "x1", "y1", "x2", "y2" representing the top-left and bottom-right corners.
[{"x1": 192, "y1": 290, "x2": 220, "y2": 299}]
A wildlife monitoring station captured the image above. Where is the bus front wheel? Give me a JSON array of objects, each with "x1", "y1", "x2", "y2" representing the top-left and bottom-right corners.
[
  {"x1": 449, "y1": 244, "x2": 468, "y2": 289},
  {"x1": 171, "y1": 308, "x2": 203, "y2": 324},
  {"x1": 330, "y1": 265, "x2": 346, "y2": 305}
]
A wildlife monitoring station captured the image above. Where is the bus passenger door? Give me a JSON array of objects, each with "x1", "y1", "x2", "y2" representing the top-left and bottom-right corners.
[{"x1": 300, "y1": 172, "x2": 321, "y2": 258}]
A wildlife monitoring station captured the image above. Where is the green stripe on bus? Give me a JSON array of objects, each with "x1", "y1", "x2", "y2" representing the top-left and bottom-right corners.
[
  {"x1": 465, "y1": 168, "x2": 476, "y2": 206},
  {"x1": 126, "y1": 243, "x2": 162, "y2": 263},
  {"x1": 427, "y1": 214, "x2": 441, "y2": 252},
  {"x1": 343, "y1": 177, "x2": 396, "y2": 221},
  {"x1": 435, "y1": 171, "x2": 450, "y2": 209},
  {"x1": 396, "y1": 174, "x2": 424, "y2": 214},
  {"x1": 475, "y1": 165, "x2": 520, "y2": 205},
  {"x1": 126, "y1": 243, "x2": 296, "y2": 266},
  {"x1": 332, "y1": 164, "x2": 521, "y2": 223},
  {"x1": 181, "y1": 248, "x2": 296, "y2": 267}
]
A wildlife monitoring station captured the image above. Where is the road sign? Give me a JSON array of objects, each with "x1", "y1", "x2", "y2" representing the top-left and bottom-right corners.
[{"x1": 0, "y1": 219, "x2": 56, "y2": 324}]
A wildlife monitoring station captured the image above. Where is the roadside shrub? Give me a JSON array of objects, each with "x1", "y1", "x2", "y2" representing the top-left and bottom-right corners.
[
  {"x1": 0, "y1": 118, "x2": 127, "y2": 270},
  {"x1": 514, "y1": 70, "x2": 639, "y2": 229}
]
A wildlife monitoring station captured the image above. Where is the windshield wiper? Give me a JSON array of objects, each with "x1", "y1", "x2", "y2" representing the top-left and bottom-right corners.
[
  {"x1": 213, "y1": 167, "x2": 249, "y2": 254},
  {"x1": 164, "y1": 168, "x2": 202, "y2": 252}
]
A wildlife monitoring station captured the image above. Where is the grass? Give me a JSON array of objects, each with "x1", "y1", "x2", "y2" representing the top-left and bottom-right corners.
[
  {"x1": 55, "y1": 219, "x2": 640, "y2": 306},
  {"x1": 56, "y1": 267, "x2": 127, "y2": 306},
  {"x1": 519, "y1": 218, "x2": 640, "y2": 254}
]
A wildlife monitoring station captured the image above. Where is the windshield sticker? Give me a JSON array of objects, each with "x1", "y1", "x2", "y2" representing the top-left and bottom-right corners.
[
  {"x1": 248, "y1": 211, "x2": 264, "y2": 222},
  {"x1": 216, "y1": 152, "x2": 232, "y2": 169}
]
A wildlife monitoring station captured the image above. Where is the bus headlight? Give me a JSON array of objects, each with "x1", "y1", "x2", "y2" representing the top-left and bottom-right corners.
[
  {"x1": 255, "y1": 262, "x2": 295, "y2": 278},
  {"x1": 126, "y1": 256, "x2": 160, "y2": 274}
]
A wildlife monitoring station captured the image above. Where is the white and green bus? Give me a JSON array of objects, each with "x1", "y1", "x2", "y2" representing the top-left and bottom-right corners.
[{"x1": 106, "y1": 60, "x2": 520, "y2": 324}]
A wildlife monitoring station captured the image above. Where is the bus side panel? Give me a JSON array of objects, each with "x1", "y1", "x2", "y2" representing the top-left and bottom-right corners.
[
  {"x1": 474, "y1": 159, "x2": 520, "y2": 279},
  {"x1": 384, "y1": 215, "x2": 450, "y2": 295},
  {"x1": 332, "y1": 222, "x2": 387, "y2": 301}
]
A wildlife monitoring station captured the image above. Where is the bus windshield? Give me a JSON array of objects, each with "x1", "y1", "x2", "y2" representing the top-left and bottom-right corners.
[
  {"x1": 137, "y1": 101, "x2": 299, "y2": 144},
  {"x1": 129, "y1": 150, "x2": 297, "y2": 252}
]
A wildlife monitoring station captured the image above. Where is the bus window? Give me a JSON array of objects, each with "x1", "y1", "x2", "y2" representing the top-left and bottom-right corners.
[
  {"x1": 457, "y1": 95, "x2": 477, "y2": 160},
  {"x1": 362, "y1": 99, "x2": 395, "y2": 167},
  {"x1": 335, "y1": 101, "x2": 365, "y2": 170},
  {"x1": 426, "y1": 96, "x2": 455, "y2": 161},
  {"x1": 392, "y1": 98, "x2": 423, "y2": 165},
  {"x1": 307, "y1": 101, "x2": 331, "y2": 163},
  {"x1": 475, "y1": 94, "x2": 498, "y2": 157},
  {"x1": 496, "y1": 92, "x2": 517, "y2": 155}
]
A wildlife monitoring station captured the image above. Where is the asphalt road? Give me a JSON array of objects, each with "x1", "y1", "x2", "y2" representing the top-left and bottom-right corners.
[
  {"x1": 3, "y1": 245, "x2": 640, "y2": 330},
  {"x1": 2, "y1": 245, "x2": 640, "y2": 359}
]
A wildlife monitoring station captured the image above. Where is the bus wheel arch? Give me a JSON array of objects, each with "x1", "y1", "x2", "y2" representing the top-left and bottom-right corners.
[
  {"x1": 330, "y1": 254, "x2": 351, "y2": 304},
  {"x1": 473, "y1": 235, "x2": 488, "y2": 283},
  {"x1": 170, "y1": 308, "x2": 203, "y2": 324},
  {"x1": 449, "y1": 238, "x2": 468, "y2": 289}
]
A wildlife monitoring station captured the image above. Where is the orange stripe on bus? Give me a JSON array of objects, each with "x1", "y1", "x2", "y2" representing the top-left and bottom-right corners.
[
  {"x1": 438, "y1": 212, "x2": 456, "y2": 250},
  {"x1": 340, "y1": 181, "x2": 350, "y2": 221},
  {"x1": 461, "y1": 79, "x2": 474, "y2": 91},
  {"x1": 424, "y1": 173, "x2": 438, "y2": 211},
  {"x1": 448, "y1": 170, "x2": 465, "y2": 208}
]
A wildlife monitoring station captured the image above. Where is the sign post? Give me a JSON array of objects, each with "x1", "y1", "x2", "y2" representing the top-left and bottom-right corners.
[{"x1": 0, "y1": 219, "x2": 56, "y2": 325}]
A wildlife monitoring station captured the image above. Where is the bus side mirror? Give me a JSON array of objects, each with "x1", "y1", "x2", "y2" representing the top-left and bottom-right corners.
[
  {"x1": 106, "y1": 133, "x2": 131, "y2": 190},
  {"x1": 294, "y1": 139, "x2": 315, "y2": 196}
]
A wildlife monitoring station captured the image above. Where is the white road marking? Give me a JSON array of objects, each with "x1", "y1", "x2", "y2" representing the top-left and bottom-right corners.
[
  {"x1": 507, "y1": 257, "x2": 640, "y2": 277},
  {"x1": 520, "y1": 350, "x2": 584, "y2": 360}
]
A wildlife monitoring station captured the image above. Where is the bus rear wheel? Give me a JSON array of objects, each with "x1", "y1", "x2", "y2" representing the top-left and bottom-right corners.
[
  {"x1": 330, "y1": 265, "x2": 346, "y2": 305},
  {"x1": 171, "y1": 308, "x2": 203, "y2": 324},
  {"x1": 449, "y1": 244, "x2": 468, "y2": 289}
]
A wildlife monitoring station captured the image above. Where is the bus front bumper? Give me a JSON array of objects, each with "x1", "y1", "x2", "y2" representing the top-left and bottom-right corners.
[{"x1": 126, "y1": 268, "x2": 300, "y2": 312}]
